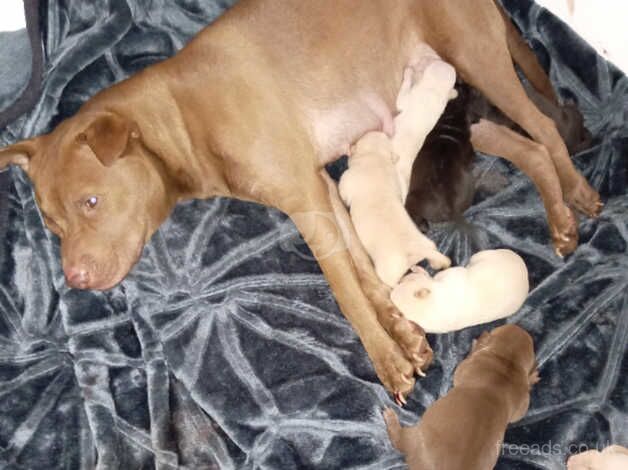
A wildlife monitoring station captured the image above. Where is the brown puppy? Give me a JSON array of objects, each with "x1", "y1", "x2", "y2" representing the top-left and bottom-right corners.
[
  {"x1": 0, "y1": 0, "x2": 600, "y2": 399},
  {"x1": 384, "y1": 324, "x2": 539, "y2": 470},
  {"x1": 405, "y1": 81, "x2": 592, "y2": 232}
]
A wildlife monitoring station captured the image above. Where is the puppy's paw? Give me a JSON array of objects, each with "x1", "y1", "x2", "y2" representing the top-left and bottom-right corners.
[
  {"x1": 548, "y1": 204, "x2": 578, "y2": 257},
  {"x1": 565, "y1": 178, "x2": 603, "y2": 218},
  {"x1": 426, "y1": 251, "x2": 451, "y2": 271}
]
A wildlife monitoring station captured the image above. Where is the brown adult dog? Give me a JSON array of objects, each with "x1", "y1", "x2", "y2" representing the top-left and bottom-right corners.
[
  {"x1": 0, "y1": 0, "x2": 600, "y2": 400},
  {"x1": 384, "y1": 324, "x2": 539, "y2": 470}
]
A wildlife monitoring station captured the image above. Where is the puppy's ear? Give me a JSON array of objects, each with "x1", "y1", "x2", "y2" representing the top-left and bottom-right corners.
[
  {"x1": 0, "y1": 137, "x2": 41, "y2": 174},
  {"x1": 528, "y1": 367, "x2": 540, "y2": 388},
  {"x1": 77, "y1": 112, "x2": 140, "y2": 167},
  {"x1": 471, "y1": 330, "x2": 491, "y2": 352},
  {"x1": 414, "y1": 288, "x2": 431, "y2": 298}
]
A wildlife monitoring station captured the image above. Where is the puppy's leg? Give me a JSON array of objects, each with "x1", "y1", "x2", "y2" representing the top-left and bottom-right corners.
[
  {"x1": 383, "y1": 408, "x2": 403, "y2": 450},
  {"x1": 322, "y1": 171, "x2": 432, "y2": 379},
  {"x1": 443, "y1": 4, "x2": 601, "y2": 218},
  {"x1": 471, "y1": 119, "x2": 577, "y2": 256}
]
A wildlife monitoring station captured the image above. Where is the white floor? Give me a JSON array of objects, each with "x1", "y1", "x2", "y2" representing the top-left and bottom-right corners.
[{"x1": 0, "y1": 0, "x2": 626, "y2": 73}]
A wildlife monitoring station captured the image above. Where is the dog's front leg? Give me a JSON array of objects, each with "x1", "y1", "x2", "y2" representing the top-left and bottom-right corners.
[
  {"x1": 321, "y1": 171, "x2": 433, "y2": 380},
  {"x1": 273, "y1": 171, "x2": 423, "y2": 399}
]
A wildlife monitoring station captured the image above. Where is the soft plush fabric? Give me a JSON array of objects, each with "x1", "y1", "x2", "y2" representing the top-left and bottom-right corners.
[{"x1": 0, "y1": 1, "x2": 625, "y2": 469}]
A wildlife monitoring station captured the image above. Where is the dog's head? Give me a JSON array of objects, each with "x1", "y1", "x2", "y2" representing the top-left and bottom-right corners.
[
  {"x1": 0, "y1": 111, "x2": 176, "y2": 290},
  {"x1": 470, "y1": 325, "x2": 538, "y2": 380}
]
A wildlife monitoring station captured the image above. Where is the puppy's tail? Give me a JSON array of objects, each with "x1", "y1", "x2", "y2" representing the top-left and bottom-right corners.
[{"x1": 495, "y1": 1, "x2": 558, "y2": 104}]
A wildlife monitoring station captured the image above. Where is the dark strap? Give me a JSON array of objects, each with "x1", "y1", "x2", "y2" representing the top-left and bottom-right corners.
[{"x1": 0, "y1": 0, "x2": 44, "y2": 129}]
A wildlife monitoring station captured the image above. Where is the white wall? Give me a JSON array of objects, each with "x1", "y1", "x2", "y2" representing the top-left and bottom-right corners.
[
  {"x1": 536, "y1": 0, "x2": 628, "y2": 73},
  {"x1": 0, "y1": 0, "x2": 26, "y2": 32}
]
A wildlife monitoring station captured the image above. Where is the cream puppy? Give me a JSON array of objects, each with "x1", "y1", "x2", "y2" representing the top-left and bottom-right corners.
[
  {"x1": 339, "y1": 132, "x2": 450, "y2": 286},
  {"x1": 567, "y1": 445, "x2": 628, "y2": 470},
  {"x1": 393, "y1": 46, "x2": 457, "y2": 201},
  {"x1": 390, "y1": 249, "x2": 529, "y2": 333},
  {"x1": 338, "y1": 51, "x2": 454, "y2": 286}
]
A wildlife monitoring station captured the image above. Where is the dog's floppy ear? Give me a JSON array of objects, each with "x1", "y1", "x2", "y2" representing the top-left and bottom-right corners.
[
  {"x1": 0, "y1": 137, "x2": 41, "y2": 174},
  {"x1": 528, "y1": 367, "x2": 540, "y2": 388},
  {"x1": 76, "y1": 112, "x2": 139, "y2": 167},
  {"x1": 414, "y1": 288, "x2": 431, "y2": 298}
]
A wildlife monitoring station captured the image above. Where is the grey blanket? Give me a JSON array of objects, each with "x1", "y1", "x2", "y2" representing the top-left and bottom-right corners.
[{"x1": 0, "y1": 0, "x2": 626, "y2": 469}]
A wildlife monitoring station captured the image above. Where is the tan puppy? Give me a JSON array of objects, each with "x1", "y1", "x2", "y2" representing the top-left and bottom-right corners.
[
  {"x1": 384, "y1": 324, "x2": 539, "y2": 470},
  {"x1": 339, "y1": 57, "x2": 454, "y2": 286},
  {"x1": 392, "y1": 46, "x2": 458, "y2": 201},
  {"x1": 339, "y1": 131, "x2": 450, "y2": 287},
  {"x1": 568, "y1": 445, "x2": 628, "y2": 470},
  {"x1": 390, "y1": 249, "x2": 529, "y2": 333}
]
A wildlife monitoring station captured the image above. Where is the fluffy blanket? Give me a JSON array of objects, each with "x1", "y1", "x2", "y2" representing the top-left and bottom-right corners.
[{"x1": 0, "y1": 0, "x2": 626, "y2": 468}]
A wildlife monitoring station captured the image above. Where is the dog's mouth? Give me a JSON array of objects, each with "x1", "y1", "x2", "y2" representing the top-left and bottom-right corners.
[{"x1": 64, "y1": 236, "x2": 146, "y2": 291}]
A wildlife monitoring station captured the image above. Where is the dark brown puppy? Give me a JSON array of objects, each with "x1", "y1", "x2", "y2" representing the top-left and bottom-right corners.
[
  {"x1": 384, "y1": 324, "x2": 539, "y2": 470},
  {"x1": 405, "y1": 81, "x2": 592, "y2": 231},
  {"x1": 405, "y1": 82, "x2": 475, "y2": 231}
]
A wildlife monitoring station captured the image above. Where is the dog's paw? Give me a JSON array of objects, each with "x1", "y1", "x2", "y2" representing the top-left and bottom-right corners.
[
  {"x1": 368, "y1": 334, "x2": 417, "y2": 404},
  {"x1": 566, "y1": 178, "x2": 603, "y2": 218},
  {"x1": 376, "y1": 303, "x2": 433, "y2": 378},
  {"x1": 549, "y1": 204, "x2": 579, "y2": 257}
]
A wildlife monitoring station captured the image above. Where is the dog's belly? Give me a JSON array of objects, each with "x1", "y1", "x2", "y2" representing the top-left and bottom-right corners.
[{"x1": 309, "y1": 93, "x2": 395, "y2": 164}]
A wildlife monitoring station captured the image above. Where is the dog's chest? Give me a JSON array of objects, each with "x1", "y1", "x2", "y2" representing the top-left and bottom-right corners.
[{"x1": 307, "y1": 92, "x2": 395, "y2": 165}]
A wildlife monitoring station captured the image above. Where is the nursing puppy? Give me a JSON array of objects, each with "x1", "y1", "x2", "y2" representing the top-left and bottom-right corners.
[
  {"x1": 339, "y1": 131, "x2": 450, "y2": 287},
  {"x1": 405, "y1": 80, "x2": 592, "y2": 231},
  {"x1": 404, "y1": 81, "x2": 475, "y2": 231},
  {"x1": 339, "y1": 57, "x2": 454, "y2": 286},
  {"x1": 390, "y1": 249, "x2": 528, "y2": 333},
  {"x1": 384, "y1": 324, "x2": 539, "y2": 470}
]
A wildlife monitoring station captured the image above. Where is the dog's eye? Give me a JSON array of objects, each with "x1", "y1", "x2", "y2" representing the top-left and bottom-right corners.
[{"x1": 85, "y1": 196, "x2": 98, "y2": 209}]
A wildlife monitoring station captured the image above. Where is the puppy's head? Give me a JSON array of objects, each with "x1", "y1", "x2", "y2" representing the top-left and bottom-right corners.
[
  {"x1": 349, "y1": 132, "x2": 394, "y2": 162},
  {"x1": 470, "y1": 325, "x2": 538, "y2": 386},
  {"x1": 0, "y1": 111, "x2": 176, "y2": 290}
]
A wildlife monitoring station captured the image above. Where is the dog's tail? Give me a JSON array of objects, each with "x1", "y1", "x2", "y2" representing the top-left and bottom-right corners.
[{"x1": 496, "y1": 1, "x2": 558, "y2": 105}]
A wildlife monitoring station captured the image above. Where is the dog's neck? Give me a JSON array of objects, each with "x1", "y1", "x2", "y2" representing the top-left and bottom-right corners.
[{"x1": 81, "y1": 56, "x2": 233, "y2": 203}]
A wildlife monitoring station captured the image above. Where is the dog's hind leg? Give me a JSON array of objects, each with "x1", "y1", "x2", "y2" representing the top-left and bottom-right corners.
[
  {"x1": 436, "y1": 2, "x2": 600, "y2": 249},
  {"x1": 321, "y1": 171, "x2": 432, "y2": 380},
  {"x1": 497, "y1": 3, "x2": 559, "y2": 104},
  {"x1": 471, "y1": 119, "x2": 577, "y2": 256}
]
